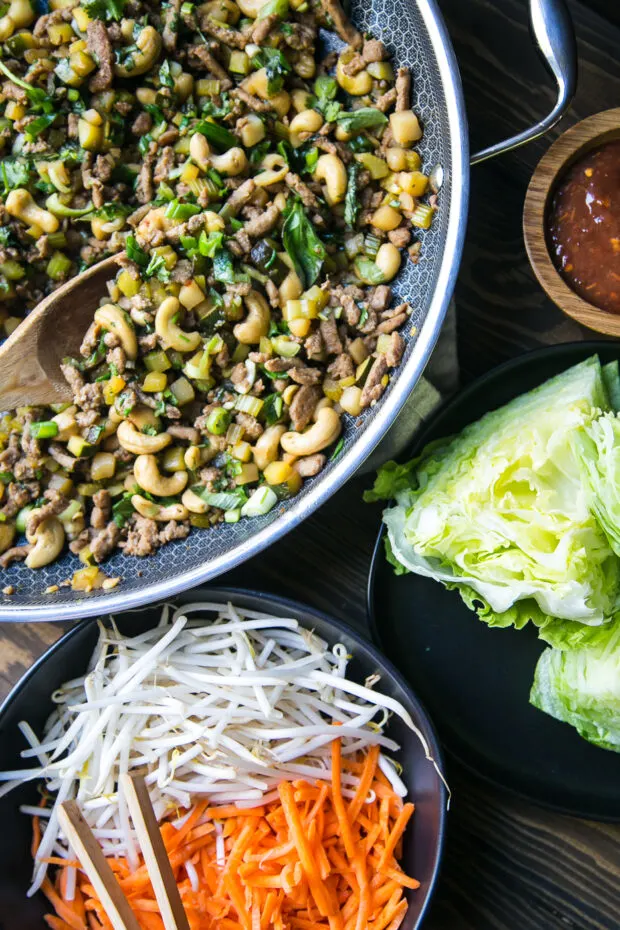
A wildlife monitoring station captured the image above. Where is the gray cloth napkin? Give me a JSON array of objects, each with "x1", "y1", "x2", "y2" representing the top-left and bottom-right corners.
[{"x1": 360, "y1": 300, "x2": 458, "y2": 474}]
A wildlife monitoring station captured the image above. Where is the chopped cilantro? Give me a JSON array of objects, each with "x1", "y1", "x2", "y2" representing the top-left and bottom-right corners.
[
  {"x1": 82, "y1": 0, "x2": 127, "y2": 22},
  {"x1": 126, "y1": 235, "x2": 149, "y2": 267}
]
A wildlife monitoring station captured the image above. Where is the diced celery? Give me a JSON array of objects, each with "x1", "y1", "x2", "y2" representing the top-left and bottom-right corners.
[
  {"x1": 241, "y1": 487, "x2": 278, "y2": 517},
  {"x1": 235, "y1": 394, "x2": 264, "y2": 417},
  {"x1": 271, "y1": 335, "x2": 301, "y2": 358},
  {"x1": 144, "y1": 350, "x2": 172, "y2": 373}
]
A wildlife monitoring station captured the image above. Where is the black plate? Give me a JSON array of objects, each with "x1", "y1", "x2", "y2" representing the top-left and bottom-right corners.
[
  {"x1": 368, "y1": 342, "x2": 620, "y2": 821},
  {"x1": 0, "y1": 587, "x2": 445, "y2": 930}
]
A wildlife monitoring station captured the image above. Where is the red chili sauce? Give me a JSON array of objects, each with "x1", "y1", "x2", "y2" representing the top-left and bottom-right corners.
[{"x1": 548, "y1": 139, "x2": 620, "y2": 314}]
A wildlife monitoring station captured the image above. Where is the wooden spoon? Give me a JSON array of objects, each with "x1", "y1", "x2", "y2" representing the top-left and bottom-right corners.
[{"x1": 0, "y1": 253, "x2": 123, "y2": 410}]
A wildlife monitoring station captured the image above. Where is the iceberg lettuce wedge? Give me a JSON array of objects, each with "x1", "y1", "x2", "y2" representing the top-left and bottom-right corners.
[
  {"x1": 369, "y1": 356, "x2": 620, "y2": 629},
  {"x1": 530, "y1": 618, "x2": 620, "y2": 751}
]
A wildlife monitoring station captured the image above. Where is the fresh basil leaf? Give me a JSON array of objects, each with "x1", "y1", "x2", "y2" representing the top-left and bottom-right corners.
[
  {"x1": 252, "y1": 47, "x2": 291, "y2": 95},
  {"x1": 336, "y1": 108, "x2": 388, "y2": 134},
  {"x1": 344, "y1": 163, "x2": 360, "y2": 228},
  {"x1": 282, "y1": 200, "x2": 326, "y2": 290},
  {"x1": 191, "y1": 120, "x2": 237, "y2": 152}
]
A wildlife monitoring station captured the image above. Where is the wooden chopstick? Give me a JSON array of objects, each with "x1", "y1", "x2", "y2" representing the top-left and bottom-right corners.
[
  {"x1": 121, "y1": 773, "x2": 191, "y2": 930},
  {"x1": 58, "y1": 801, "x2": 142, "y2": 930}
]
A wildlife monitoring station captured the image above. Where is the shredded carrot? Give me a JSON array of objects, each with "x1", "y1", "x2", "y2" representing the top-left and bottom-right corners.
[{"x1": 39, "y1": 741, "x2": 418, "y2": 930}]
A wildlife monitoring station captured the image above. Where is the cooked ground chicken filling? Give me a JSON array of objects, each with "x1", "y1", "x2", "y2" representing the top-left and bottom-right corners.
[{"x1": 0, "y1": 0, "x2": 436, "y2": 575}]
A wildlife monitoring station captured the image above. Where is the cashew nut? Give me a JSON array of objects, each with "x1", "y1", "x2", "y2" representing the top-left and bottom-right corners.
[
  {"x1": 198, "y1": 0, "x2": 240, "y2": 23},
  {"x1": 0, "y1": 522, "x2": 15, "y2": 555},
  {"x1": 134, "y1": 454, "x2": 188, "y2": 498},
  {"x1": 278, "y1": 259, "x2": 303, "y2": 303},
  {"x1": 114, "y1": 26, "x2": 162, "y2": 78},
  {"x1": 233, "y1": 290, "x2": 271, "y2": 345},
  {"x1": 131, "y1": 494, "x2": 189, "y2": 522},
  {"x1": 25, "y1": 517, "x2": 65, "y2": 569},
  {"x1": 189, "y1": 132, "x2": 211, "y2": 172},
  {"x1": 117, "y1": 419, "x2": 171, "y2": 455},
  {"x1": 129, "y1": 406, "x2": 161, "y2": 431},
  {"x1": 209, "y1": 148, "x2": 248, "y2": 177},
  {"x1": 281, "y1": 407, "x2": 342, "y2": 456},
  {"x1": 254, "y1": 153, "x2": 288, "y2": 188},
  {"x1": 336, "y1": 51, "x2": 372, "y2": 95},
  {"x1": 375, "y1": 242, "x2": 402, "y2": 282},
  {"x1": 6, "y1": 189, "x2": 59, "y2": 234},
  {"x1": 181, "y1": 487, "x2": 210, "y2": 514},
  {"x1": 236, "y1": 0, "x2": 269, "y2": 15},
  {"x1": 253, "y1": 424, "x2": 286, "y2": 471},
  {"x1": 155, "y1": 296, "x2": 201, "y2": 353},
  {"x1": 314, "y1": 154, "x2": 347, "y2": 205},
  {"x1": 238, "y1": 113, "x2": 265, "y2": 148},
  {"x1": 271, "y1": 91, "x2": 291, "y2": 118},
  {"x1": 0, "y1": 0, "x2": 35, "y2": 40},
  {"x1": 289, "y1": 109, "x2": 323, "y2": 137},
  {"x1": 243, "y1": 69, "x2": 269, "y2": 99},
  {"x1": 94, "y1": 304, "x2": 138, "y2": 360}
]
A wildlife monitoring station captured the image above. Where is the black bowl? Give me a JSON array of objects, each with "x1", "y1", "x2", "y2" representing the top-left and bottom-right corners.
[
  {"x1": 368, "y1": 341, "x2": 620, "y2": 820},
  {"x1": 0, "y1": 587, "x2": 446, "y2": 930}
]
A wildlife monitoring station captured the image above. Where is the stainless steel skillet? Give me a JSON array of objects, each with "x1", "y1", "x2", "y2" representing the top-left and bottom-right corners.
[{"x1": 0, "y1": 0, "x2": 577, "y2": 620}]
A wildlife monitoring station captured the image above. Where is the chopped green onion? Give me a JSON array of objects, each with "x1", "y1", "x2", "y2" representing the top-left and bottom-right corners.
[
  {"x1": 30, "y1": 420, "x2": 59, "y2": 440},
  {"x1": 15, "y1": 505, "x2": 35, "y2": 534},
  {"x1": 224, "y1": 508, "x2": 241, "y2": 523},
  {"x1": 46, "y1": 251, "x2": 72, "y2": 281},
  {"x1": 206, "y1": 407, "x2": 231, "y2": 435},
  {"x1": 271, "y1": 335, "x2": 300, "y2": 358},
  {"x1": 165, "y1": 199, "x2": 202, "y2": 221},
  {"x1": 241, "y1": 486, "x2": 278, "y2": 517},
  {"x1": 192, "y1": 487, "x2": 248, "y2": 511}
]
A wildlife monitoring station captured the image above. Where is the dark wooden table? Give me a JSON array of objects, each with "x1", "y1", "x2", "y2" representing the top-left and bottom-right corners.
[{"x1": 1, "y1": 0, "x2": 620, "y2": 927}]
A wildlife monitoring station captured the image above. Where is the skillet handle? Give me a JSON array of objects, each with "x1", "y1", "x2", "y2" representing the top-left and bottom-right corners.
[{"x1": 470, "y1": 0, "x2": 577, "y2": 165}]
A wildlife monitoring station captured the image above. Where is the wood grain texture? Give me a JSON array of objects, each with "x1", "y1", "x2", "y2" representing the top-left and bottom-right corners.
[
  {"x1": 58, "y1": 801, "x2": 142, "y2": 930},
  {"x1": 523, "y1": 108, "x2": 620, "y2": 336},
  {"x1": 0, "y1": 254, "x2": 121, "y2": 408},
  {"x1": 0, "y1": 1, "x2": 619, "y2": 929}
]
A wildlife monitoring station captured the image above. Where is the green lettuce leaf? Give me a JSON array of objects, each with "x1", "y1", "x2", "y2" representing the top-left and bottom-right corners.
[
  {"x1": 380, "y1": 356, "x2": 620, "y2": 627},
  {"x1": 576, "y1": 411, "x2": 620, "y2": 557},
  {"x1": 530, "y1": 616, "x2": 620, "y2": 751}
]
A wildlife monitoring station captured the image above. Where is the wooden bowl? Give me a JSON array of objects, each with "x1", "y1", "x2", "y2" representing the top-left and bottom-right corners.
[{"x1": 523, "y1": 108, "x2": 620, "y2": 336}]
